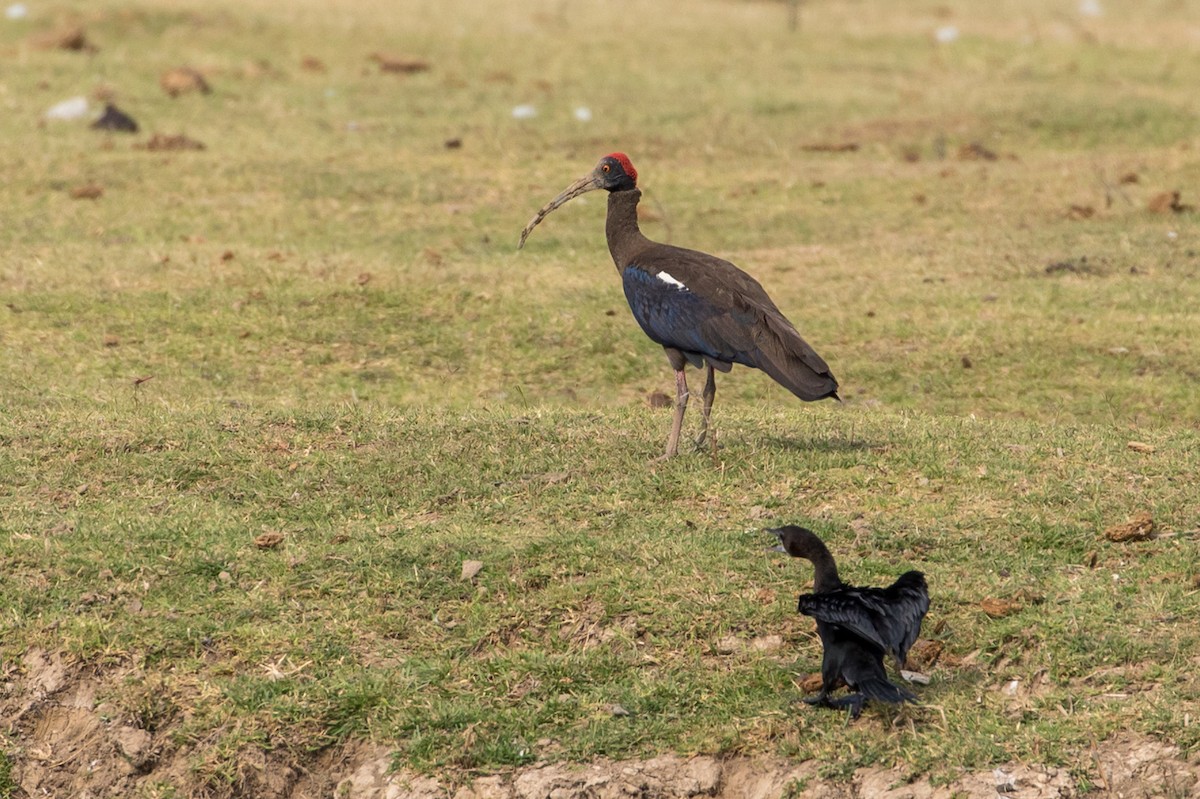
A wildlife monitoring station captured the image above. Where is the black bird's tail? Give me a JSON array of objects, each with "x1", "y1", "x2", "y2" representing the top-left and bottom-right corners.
[{"x1": 856, "y1": 676, "x2": 918, "y2": 705}]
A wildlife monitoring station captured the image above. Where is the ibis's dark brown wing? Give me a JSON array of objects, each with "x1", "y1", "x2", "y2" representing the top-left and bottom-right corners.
[{"x1": 621, "y1": 242, "x2": 838, "y2": 401}]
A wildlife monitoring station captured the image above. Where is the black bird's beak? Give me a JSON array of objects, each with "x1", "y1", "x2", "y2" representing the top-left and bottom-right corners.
[
  {"x1": 764, "y1": 527, "x2": 786, "y2": 553},
  {"x1": 518, "y1": 170, "x2": 604, "y2": 249}
]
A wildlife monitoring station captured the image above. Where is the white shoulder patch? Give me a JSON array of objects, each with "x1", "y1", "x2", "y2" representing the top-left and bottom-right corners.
[{"x1": 656, "y1": 270, "x2": 687, "y2": 290}]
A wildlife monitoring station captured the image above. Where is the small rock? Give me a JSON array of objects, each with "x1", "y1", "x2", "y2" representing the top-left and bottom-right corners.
[
  {"x1": 750, "y1": 634, "x2": 783, "y2": 652},
  {"x1": 609, "y1": 703, "x2": 630, "y2": 717},
  {"x1": 1127, "y1": 441, "x2": 1155, "y2": 454},
  {"x1": 6, "y1": 4, "x2": 28, "y2": 20},
  {"x1": 900, "y1": 669, "x2": 931, "y2": 685},
  {"x1": 44, "y1": 95, "x2": 89, "y2": 121},
  {"x1": 461, "y1": 560, "x2": 483, "y2": 581},
  {"x1": 715, "y1": 635, "x2": 741, "y2": 654},
  {"x1": 934, "y1": 24, "x2": 959, "y2": 43},
  {"x1": 511, "y1": 104, "x2": 537, "y2": 120}
]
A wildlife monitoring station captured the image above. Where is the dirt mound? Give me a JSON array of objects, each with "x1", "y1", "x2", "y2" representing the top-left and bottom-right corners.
[
  {"x1": 340, "y1": 743, "x2": 1195, "y2": 799},
  {"x1": 3, "y1": 648, "x2": 1196, "y2": 798}
]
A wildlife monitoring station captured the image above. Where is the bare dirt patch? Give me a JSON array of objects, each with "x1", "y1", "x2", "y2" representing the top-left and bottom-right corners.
[{"x1": 3, "y1": 649, "x2": 1197, "y2": 798}]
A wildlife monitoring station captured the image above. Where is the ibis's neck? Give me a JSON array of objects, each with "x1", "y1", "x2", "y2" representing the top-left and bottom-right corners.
[{"x1": 605, "y1": 188, "x2": 652, "y2": 270}]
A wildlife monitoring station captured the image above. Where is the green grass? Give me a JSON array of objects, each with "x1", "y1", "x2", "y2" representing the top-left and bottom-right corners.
[{"x1": 2, "y1": 0, "x2": 1199, "y2": 793}]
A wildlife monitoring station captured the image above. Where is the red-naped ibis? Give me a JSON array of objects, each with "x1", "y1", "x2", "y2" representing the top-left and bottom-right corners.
[
  {"x1": 768, "y1": 526, "x2": 929, "y2": 718},
  {"x1": 518, "y1": 153, "x2": 839, "y2": 458}
]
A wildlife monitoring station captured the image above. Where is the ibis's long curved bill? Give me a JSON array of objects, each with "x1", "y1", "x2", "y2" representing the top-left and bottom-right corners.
[{"x1": 517, "y1": 172, "x2": 603, "y2": 249}]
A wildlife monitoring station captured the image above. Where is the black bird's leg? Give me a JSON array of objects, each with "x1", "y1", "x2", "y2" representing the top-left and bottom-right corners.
[
  {"x1": 663, "y1": 349, "x2": 689, "y2": 458},
  {"x1": 825, "y1": 693, "x2": 867, "y2": 720},
  {"x1": 801, "y1": 689, "x2": 835, "y2": 708},
  {"x1": 803, "y1": 692, "x2": 866, "y2": 719},
  {"x1": 694, "y1": 364, "x2": 716, "y2": 455}
]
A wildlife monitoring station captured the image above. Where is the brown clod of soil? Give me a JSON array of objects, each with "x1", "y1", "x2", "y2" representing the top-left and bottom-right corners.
[
  {"x1": 1148, "y1": 190, "x2": 1191, "y2": 214},
  {"x1": 957, "y1": 142, "x2": 998, "y2": 161},
  {"x1": 31, "y1": 25, "x2": 96, "y2": 51},
  {"x1": 136, "y1": 133, "x2": 206, "y2": 151},
  {"x1": 461, "y1": 560, "x2": 484, "y2": 581},
  {"x1": 370, "y1": 53, "x2": 430, "y2": 73},
  {"x1": 70, "y1": 183, "x2": 104, "y2": 200},
  {"x1": 646, "y1": 391, "x2": 672, "y2": 409},
  {"x1": 980, "y1": 597, "x2": 1023, "y2": 618},
  {"x1": 301, "y1": 55, "x2": 326, "y2": 72},
  {"x1": 801, "y1": 141, "x2": 860, "y2": 153},
  {"x1": 1067, "y1": 204, "x2": 1095, "y2": 220},
  {"x1": 160, "y1": 67, "x2": 211, "y2": 97},
  {"x1": 1127, "y1": 441, "x2": 1155, "y2": 454},
  {"x1": 905, "y1": 639, "x2": 944, "y2": 670},
  {"x1": 254, "y1": 531, "x2": 285, "y2": 549},
  {"x1": 798, "y1": 672, "x2": 825, "y2": 693},
  {"x1": 1104, "y1": 512, "x2": 1156, "y2": 542},
  {"x1": 1119, "y1": 171, "x2": 1140, "y2": 184}
]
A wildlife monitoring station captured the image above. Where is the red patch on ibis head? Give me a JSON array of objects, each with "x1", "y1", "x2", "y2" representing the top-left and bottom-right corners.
[{"x1": 605, "y1": 152, "x2": 638, "y2": 185}]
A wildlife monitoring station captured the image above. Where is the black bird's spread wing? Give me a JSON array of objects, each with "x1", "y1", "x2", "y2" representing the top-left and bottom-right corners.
[
  {"x1": 876, "y1": 571, "x2": 930, "y2": 666},
  {"x1": 621, "y1": 245, "x2": 838, "y2": 400},
  {"x1": 798, "y1": 572, "x2": 929, "y2": 664},
  {"x1": 796, "y1": 591, "x2": 889, "y2": 653}
]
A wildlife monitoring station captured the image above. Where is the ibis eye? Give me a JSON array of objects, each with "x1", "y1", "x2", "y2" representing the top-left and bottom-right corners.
[{"x1": 602, "y1": 164, "x2": 610, "y2": 173}]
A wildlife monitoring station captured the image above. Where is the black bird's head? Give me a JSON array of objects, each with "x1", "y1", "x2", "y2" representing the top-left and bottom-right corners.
[
  {"x1": 518, "y1": 152, "x2": 639, "y2": 248},
  {"x1": 767, "y1": 525, "x2": 842, "y2": 593},
  {"x1": 766, "y1": 526, "x2": 826, "y2": 560}
]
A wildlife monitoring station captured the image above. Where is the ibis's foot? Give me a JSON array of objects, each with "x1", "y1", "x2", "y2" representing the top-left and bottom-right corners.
[{"x1": 801, "y1": 693, "x2": 832, "y2": 708}]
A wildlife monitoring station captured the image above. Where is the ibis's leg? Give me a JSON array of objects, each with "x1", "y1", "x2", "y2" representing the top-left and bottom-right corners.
[
  {"x1": 664, "y1": 367, "x2": 689, "y2": 458},
  {"x1": 694, "y1": 364, "x2": 716, "y2": 452}
]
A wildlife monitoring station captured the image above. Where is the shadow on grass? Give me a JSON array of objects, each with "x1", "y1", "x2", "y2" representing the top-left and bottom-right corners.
[{"x1": 756, "y1": 433, "x2": 882, "y2": 454}]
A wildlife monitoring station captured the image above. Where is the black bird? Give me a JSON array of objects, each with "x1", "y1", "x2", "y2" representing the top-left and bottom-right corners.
[
  {"x1": 519, "y1": 153, "x2": 838, "y2": 458},
  {"x1": 768, "y1": 525, "x2": 929, "y2": 718}
]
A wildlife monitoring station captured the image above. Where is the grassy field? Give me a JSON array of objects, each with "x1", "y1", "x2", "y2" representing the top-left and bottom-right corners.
[{"x1": 2, "y1": 0, "x2": 1199, "y2": 796}]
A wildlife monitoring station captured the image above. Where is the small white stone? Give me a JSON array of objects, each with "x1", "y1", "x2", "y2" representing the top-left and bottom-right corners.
[
  {"x1": 511, "y1": 104, "x2": 537, "y2": 120},
  {"x1": 1079, "y1": 0, "x2": 1103, "y2": 17},
  {"x1": 6, "y1": 3, "x2": 28, "y2": 20},
  {"x1": 935, "y1": 25, "x2": 959, "y2": 43},
  {"x1": 44, "y1": 96, "x2": 89, "y2": 121},
  {"x1": 573, "y1": 106, "x2": 592, "y2": 122}
]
